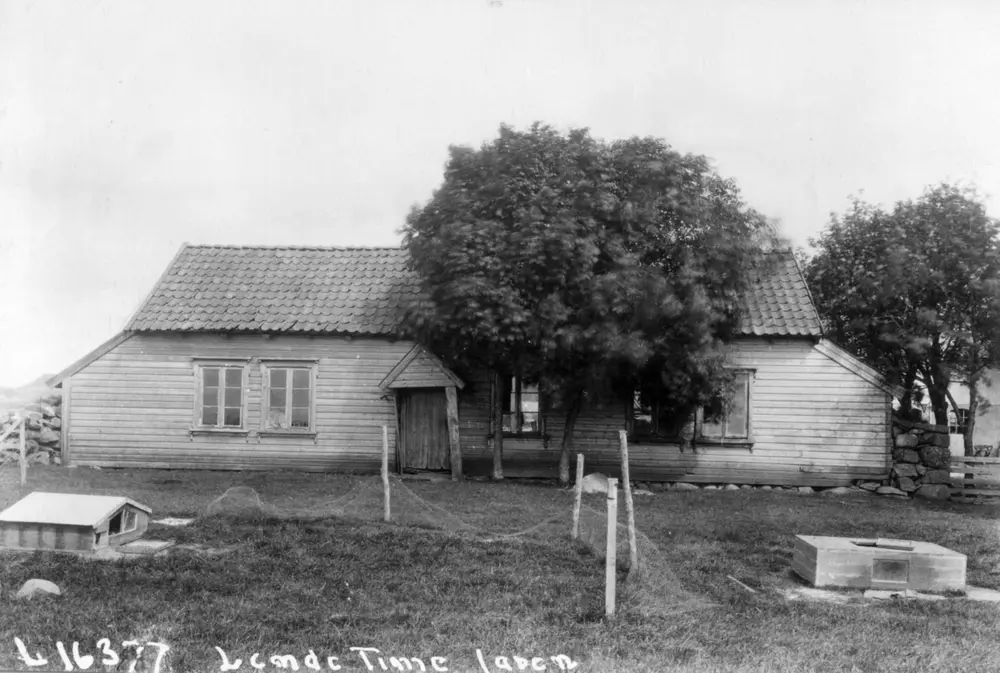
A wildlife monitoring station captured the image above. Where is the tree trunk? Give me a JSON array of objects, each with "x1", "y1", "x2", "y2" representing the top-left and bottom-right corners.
[
  {"x1": 900, "y1": 361, "x2": 918, "y2": 413},
  {"x1": 926, "y1": 384, "x2": 949, "y2": 426},
  {"x1": 492, "y1": 370, "x2": 504, "y2": 480},
  {"x1": 559, "y1": 391, "x2": 584, "y2": 486},
  {"x1": 925, "y1": 339, "x2": 950, "y2": 426},
  {"x1": 964, "y1": 375, "x2": 980, "y2": 457},
  {"x1": 923, "y1": 358, "x2": 950, "y2": 425}
]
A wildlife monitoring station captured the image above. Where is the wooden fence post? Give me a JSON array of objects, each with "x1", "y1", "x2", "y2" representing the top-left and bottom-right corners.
[
  {"x1": 618, "y1": 430, "x2": 638, "y2": 576},
  {"x1": 382, "y1": 425, "x2": 390, "y2": 522},
  {"x1": 445, "y1": 386, "x2": 463, "y2": 481},
  {"x1": 572, "y1": 453, "x2": 584, "y2": 539},
  {"x1": 19, "y1": 416, "x2": 27, "y2": 487},
  {"x1": 606, "y1": 477, "x2": 618, "y2": 618}
]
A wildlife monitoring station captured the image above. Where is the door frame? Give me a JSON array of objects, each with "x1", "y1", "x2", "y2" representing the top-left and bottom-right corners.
[{"x1": 392, "y1": 385, "x2": 463, "y2": 478}]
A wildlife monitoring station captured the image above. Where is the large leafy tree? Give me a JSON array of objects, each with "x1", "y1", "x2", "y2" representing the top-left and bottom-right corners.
[
  {"x1": 402, "y1": 123, "x2": 776, "y2": 483},
  {"x1": 806, "y1": 183, "x2": 1000, "y2": 455}
]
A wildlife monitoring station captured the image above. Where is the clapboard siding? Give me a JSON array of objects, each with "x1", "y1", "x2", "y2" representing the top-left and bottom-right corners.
[
  {"x1": 66, "y1": 333, "x2": 891, "y2": 483},
  {"x1": 66, "y1": 333, "x2": 415, "y2": 471},
  {"x1": 456, "y1": 338, "x2": 892, "y2": 486}
]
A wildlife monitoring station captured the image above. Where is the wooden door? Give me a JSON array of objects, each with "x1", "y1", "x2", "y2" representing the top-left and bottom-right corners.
[{"x1": 398, "y1": 389, "x2": 450, "y2": 471}]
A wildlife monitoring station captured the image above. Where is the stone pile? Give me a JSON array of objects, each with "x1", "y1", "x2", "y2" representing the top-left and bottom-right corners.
[
  {"x1": 1, "y1": 393, "x2": 63, "y2": 466},
  {"x1": 855, "y1": 416, "x2": 952, "y2": 500}
]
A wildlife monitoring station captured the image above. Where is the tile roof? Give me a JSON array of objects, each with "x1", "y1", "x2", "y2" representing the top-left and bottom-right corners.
[
  {"x1": 125, "y1": 244, "x2": 822, "y2": 338},
  {"x1": 125, "y1": 245, "x2": 418, "y2": 336},
  {"x1": 739, "y1": 252, "x2": 823, "y2": 337}
]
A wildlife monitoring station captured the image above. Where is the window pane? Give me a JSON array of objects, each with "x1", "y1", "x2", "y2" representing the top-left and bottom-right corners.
[
  {"x1": 202, "y1": 406, "x2": 218, "y2": 426},
  {"x1": 633, "y1": 417, "x2": 653, "y2": 435},
  {"x1": 225, "y1": 367, "x2": 242, "y2": 386},
  {"x1": 270, "y1": 388, "x2": 286, "y2": 410},
  {"x1": 292, "y1": 388, "x2": 310, "y2": 407},
  {"x1": 702, "y1": 396, "x2": 724, "y2": 437},
  {"x1": 726, "y1": 376, "x2": 749, "y2": 437},
  {"x1": 508, "y1": 377, "x2": 517, "y2": 415},
  {"x1": 701, "y1": 418, "x2": 723, "y2": 437},
  {"x1": 291, "y1": 407, "x2": 309, "y2": 427},
  {"x1": 223, "y1": 407, "x2": 241, "y2": 427},
  {"x1": 520, "y1": 384, "x2": 539, "y2": 413},
  {"x1": 703, "y1": 395, "x2": 725, "y2": 423},
  {"x1": 292, "y1": 369, "x2": 310, "y2": 388},
  {"x1": 224, "y1": 387, "x2": 242, "y2": 406},
  {"x1": 203, "y1": 368, "x2": 219, "y2": 387},
  {"x1": 632, "y1": 390, "x2": 653, "y2": 435},
  {"x1": 521, "y1": 412, "x2": 539, "y2": 433},
  {"x1": 502, "y1": 413, "x2": 513, "y2": 433},
  {"x1": 266, "y1": 410, "x2": 287, "y2": 429},
  {"x1": 203, "y1": 387, "x2": 219, "y2": 406},
  {"x1": 270, "y1": 369, "x2": 287, "y2": 388}
]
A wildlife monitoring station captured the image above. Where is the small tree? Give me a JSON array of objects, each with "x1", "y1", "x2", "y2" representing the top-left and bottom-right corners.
[
  {"x1": 402, "y1": 123, "x2": 777, "y2": 483},
  {"x1": 806, "y1": 183, "x2": 1000, "y2": 454}
]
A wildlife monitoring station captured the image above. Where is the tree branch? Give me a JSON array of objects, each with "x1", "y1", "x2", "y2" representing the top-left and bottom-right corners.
[{"x1": 944, "y1": 387, "x2": 961, "y2": 419}]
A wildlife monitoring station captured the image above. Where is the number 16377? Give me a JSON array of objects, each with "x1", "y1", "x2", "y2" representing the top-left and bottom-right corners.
[{"x1": 14, "y1": 637, "x2": 169, "y2": 673}]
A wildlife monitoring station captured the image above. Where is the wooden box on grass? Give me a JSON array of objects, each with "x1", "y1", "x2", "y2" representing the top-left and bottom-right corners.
[{"x1": 0, "y1": 492, "x2": 152, "y2": 555}]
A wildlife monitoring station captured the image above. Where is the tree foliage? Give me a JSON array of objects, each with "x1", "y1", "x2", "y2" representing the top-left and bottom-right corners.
[
  {"x1": 805, "y1": 183, "x2": 1000, "y2": 453},
  {"x1": 401, "y1": 123, "x2": 778, "y2": 481}
]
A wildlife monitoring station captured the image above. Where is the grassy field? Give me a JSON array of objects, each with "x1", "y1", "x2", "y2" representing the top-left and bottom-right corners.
[{"x1": 1, "y1": 466, "x2": 1000, "y2": 673}]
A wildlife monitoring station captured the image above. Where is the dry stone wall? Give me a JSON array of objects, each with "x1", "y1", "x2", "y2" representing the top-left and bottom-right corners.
[
  {"x1": 855, "y1": 416, "x2": 952, "y2": 500},
  {"x1": 1, "y1": 394, "x2": 63, "y2": 467}
]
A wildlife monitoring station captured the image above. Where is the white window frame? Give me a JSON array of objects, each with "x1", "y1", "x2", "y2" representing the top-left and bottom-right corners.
[
  {"x1": 122, "y1": 509, "x2": 138, "y2": 534},
  {"x1": 108, "y1": 508, "x2": 138, "y2": 536},
  {"x1": 697, "y1": 369, "x2": 754, "y2": 443},
  {"x1": 949, "y1": 408, "x2": 969, "y2": 435},
  {"x1": 498, "y1": 374, "x2": 543, "y2": 437},
  {"x1": 193, "y1": 361, "x2": 249, "y2": 431},
  {"x1": 260, "y1": 361, "x2": 318, "y2": 434}
]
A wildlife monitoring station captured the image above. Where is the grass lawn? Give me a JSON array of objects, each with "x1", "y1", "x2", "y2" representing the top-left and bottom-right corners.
[{"x1": 1, "y1": 466, "x2": 1000, "y2": 673}]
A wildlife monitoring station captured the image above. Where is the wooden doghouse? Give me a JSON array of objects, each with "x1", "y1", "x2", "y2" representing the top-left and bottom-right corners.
[{"x1": 0, "y1": 492, "x2": 152, "y2": 555}]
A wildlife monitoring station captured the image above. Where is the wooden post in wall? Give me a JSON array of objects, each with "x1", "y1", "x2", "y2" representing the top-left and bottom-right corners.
[
  {"x1": 445, "y1": 386, "x2": 463, "y2": 480},
  {"x1": 606, "y1": 476, "x2": 618, "y2": 618},
  {"x1": 618, "y1": 430, "x2": 638, "y2": 576},
  {"x1": 382, "y1": 425, "x2": 391, "y2": 522}
]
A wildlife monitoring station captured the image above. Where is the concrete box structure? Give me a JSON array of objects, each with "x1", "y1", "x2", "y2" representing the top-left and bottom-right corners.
[
  {"x1": 793, "y1": 535, "x2": 967, "y2": 592},
  {"x1": 0, "y1": 492, "x2": 151, "y2": 555}
]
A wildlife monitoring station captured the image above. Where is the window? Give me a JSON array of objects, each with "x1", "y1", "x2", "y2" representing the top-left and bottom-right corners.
[
  {"x1": 263, "y1": 364, "x2": 316, "y2": 431},
  {"x1": 501, "y1": 375, "x2": 540, "y2": 435},
  {"x1": 949, "y1": 408, "x2": 969, "y2": 435},
  {"x1": 699, "y1": 370, "x2": 753, "y2": 441},
  {"x1": 629, "y1": 391, "x2": 688, "y2": 439},
  {"x1": 196, "y1": 364, "x2": 246, "y2": 429},
  {"x1": 108, "y1": 509, "x2": 138, "y2": 536}
]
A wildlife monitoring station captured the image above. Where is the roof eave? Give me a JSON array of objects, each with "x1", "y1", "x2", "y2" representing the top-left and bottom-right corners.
[
  {"x1": 46, "y1": 331, "x2": 134, "y2": 387},
  {"x1": 814, "y1": 339, "x2": 901, "y2": 398}
]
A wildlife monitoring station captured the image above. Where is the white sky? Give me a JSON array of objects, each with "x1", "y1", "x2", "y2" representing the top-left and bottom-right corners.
[{"x1": 2, "y1": 0, "x2": 999, "y2": 387}]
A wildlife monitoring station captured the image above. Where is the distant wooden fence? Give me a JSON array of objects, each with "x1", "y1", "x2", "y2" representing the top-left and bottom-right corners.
[
  {"x1": 0, "y1": 414, "x2": 27, "y2": 486},
  {"x1": 950, "y1": 456, "x2": 1000, "y2": 500}
]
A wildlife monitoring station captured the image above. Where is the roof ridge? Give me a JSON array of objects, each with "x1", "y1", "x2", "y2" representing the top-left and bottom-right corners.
[{"x1": 185, "y1": 244, "x2": 405, "y2": 251}]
